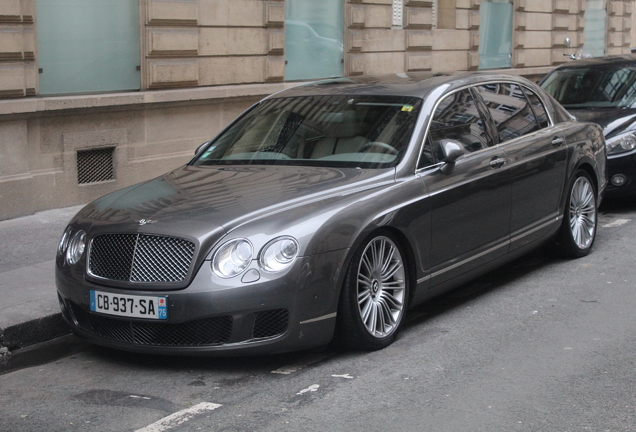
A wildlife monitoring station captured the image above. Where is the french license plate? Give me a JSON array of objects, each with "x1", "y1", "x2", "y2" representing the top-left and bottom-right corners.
[{"x1": 90, "y1": 290, "x2": 168, "y2": 320}]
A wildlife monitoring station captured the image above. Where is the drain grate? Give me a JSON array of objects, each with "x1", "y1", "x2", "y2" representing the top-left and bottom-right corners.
[{"x1": 77, "y1": 147, "x2": 115, "y2": 184}]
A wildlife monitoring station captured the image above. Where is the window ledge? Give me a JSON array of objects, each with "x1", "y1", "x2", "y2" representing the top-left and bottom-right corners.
[{"x1": 0, "y1": 82, "x2": 306, "y2": 117}]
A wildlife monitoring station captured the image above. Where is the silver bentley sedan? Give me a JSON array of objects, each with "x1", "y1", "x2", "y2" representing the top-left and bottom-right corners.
[{"x1": 55, "y1": 72, "x2": 607, "y2": 355}]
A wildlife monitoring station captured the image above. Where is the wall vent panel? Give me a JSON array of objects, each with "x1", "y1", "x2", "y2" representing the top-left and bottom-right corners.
[{"x1": 77, "y1": 147, "x2": 115, "y2": 184}]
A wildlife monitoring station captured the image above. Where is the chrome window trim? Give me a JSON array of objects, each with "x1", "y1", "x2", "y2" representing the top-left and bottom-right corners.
[{"x1": 414, "y1": 79, "x2": 556, "y2": 174}]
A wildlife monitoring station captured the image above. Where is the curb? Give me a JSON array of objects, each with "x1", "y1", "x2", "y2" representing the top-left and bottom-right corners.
[{"x1": 0, "y1": 313, "x2": 71, "y2": 370}]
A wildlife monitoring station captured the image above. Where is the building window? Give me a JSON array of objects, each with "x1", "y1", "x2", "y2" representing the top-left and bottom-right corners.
[
  {"x1": 284, "y1": 0, "x2": 344, "y2": 81},
  {"x1": 478, "y1": 0, "x2": 513, "y2": 70},
  {"x1": 36, "y1": 0, "x2": 141, "y2": 95},
  {"x1": 584, "y1": 0, "x2": 606, "y2": 57}
]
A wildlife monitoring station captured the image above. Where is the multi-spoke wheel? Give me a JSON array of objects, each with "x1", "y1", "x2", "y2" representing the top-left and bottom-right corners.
[
  {"x1": 556, "y1": 170, "x2": 597, "y2": 257},
  {"x1": 336, "y1": 231, "x2": 409, "y2": 350}
]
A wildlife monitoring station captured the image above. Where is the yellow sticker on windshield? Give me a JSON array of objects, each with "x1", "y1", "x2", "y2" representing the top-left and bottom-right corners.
[{"x1": 401, "y1": 105, "x2": 413, "y2": 112}]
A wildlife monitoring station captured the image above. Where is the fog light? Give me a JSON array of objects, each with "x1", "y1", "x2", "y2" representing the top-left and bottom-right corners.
[
  {"x1": 57, "y1": 293, "x2": 66, "y2": 312},
  {"x1": 611, "y1": 174, "x2": 627, "y2": 187}
]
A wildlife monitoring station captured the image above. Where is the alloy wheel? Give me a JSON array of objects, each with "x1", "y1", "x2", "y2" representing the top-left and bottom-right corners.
[
  {"x1": 569, "y1": 176, "x2": 596, "y2": 250},
  {"x1": 356, "y1": 236, "x2": 406, "y2": 338}
]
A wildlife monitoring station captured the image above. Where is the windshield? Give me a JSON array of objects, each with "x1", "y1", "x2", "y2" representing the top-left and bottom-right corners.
[
  {"x1": 541, "y1": 65, "x2": 636, "y2": 109},
  {"x1": 191, "y1": 95, "x2": 422, "y2": 169}
]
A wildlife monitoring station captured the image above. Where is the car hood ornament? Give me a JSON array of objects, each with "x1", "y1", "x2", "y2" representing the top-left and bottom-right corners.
[{"x1": 136, "y1": 218, "x2": 157, "y2": 226}]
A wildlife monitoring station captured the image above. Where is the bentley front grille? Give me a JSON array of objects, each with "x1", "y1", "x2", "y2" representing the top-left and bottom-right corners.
[{"x1": 89, "y1": 234, "x2": 195, "y2": 283}]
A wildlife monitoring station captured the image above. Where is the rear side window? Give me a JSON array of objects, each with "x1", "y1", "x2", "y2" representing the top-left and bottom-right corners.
[
  {"x1": 474, "y1": 83, "x2": 540, "y2": 142},
  {"x1": 522, "y1": 87, "x2": 550, "y2": 129}
]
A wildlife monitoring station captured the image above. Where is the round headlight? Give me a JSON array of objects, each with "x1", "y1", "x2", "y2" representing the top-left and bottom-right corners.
[
  {"x1": 211, "y1": 238, "x2": 253, "y2": 278},
  {"x1": 57, "y1": 226, "x2": 73, "y2": 257},
  {"x1": 259, "y1": 236, "x2": 299, "y2": 272},
  {"x1": 606, "y1": 132, "x2": 636, "y2": 155},
  {"x1": 66, "y1": 230, "x2": 86, "y2": 266}
]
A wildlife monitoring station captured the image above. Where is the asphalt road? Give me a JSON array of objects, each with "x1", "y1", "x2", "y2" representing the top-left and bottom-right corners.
[{"x1": 1, "y1": 198, "x2": 635, "y2": 432}]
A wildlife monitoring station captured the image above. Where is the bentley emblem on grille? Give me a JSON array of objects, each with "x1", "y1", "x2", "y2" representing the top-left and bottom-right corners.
[{"x1": 136, "y1": 219, "x2": 157, "y2": 225}]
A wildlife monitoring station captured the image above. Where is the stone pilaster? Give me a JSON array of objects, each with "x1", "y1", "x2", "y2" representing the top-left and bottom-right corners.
[
  {"x1": 405, "y1": 0, "x2": 433, "y2": 72},
  {"x1": 513, "y1": 0, "x2": 555, "y2": 68},
  {"x1": 548, "y1": 0, "x2": 584, "y2": 65},
  {"x1": 344, "y1": 0, "x2": 406, "y2": 77},
  {"x1": 144, "y1": 0, "x2": 200, "y2": 89},
  {"x1": 0, "y1": 0, "x2": 36, "y2": 97},
  {"x1": 454, "y1": 0, "x2": 480, "y2": 71},
  {"x1": 143, "y1": 0, "x2": 285, "y2": 90},
  {"x1": 606, "y1": 0, "x2": 633, "y2": 55}
]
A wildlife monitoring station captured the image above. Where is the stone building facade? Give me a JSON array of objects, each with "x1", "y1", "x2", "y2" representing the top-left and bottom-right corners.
[{"x1": 0, "y1": 0, "x2": 634, "y2": 220}]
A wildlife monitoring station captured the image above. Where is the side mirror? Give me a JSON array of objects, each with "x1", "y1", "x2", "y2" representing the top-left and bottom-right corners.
[
  {"x1": 194, "y1": 140, "x2": 212, "y2": 156},
  {"x1": 438, "y1": 139, "x2": 464, "y2": 175}
]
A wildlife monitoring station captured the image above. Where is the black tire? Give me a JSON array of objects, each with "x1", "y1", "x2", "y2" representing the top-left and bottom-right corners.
[
  {"x1": 555, "y1": 169, "x2": 598, "y2": 258},
  {"x1": 335, "y1": 230, "x2": 409, "y2": 350}
]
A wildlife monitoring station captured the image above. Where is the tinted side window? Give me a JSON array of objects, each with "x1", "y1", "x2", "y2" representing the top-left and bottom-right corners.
[
  {"x1": 475, "y1": 83, "x2": 540, "y2": 142},
  {"x1": 522, "y1": 87, "x2": 550, "y2": 129},
  {"x1": 428, "y1": 89, "x2": 490, "y2": 158}
]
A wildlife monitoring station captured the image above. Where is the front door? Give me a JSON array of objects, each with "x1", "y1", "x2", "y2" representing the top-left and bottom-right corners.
[{"x1": 423, "y1": 89, "x2": 511, "y2": 286}]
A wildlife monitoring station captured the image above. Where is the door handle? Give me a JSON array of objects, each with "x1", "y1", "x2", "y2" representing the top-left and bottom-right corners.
[
  {"x1": 489, "y1": 157, "x2": 506, "y2": 168},
  {"x1": 551, "y1": 136, "x2": 565, "y2": 146}
]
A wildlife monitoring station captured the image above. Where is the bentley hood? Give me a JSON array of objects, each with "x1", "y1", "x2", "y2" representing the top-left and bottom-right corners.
[{"x1": 74, "y1": 165, "x2": 394, "y2": 237}]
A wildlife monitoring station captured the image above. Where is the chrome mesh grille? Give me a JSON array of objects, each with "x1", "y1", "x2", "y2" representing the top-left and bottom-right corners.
[
  {"x1": 253, "y1": 309, "x2": 289, "y2": 339},
  {"x1": 89, "y1": 234, "x2": 195, "y2": 283},
  {"x1": 68, "y1": 301, "x2": 232, "y2": 346}
]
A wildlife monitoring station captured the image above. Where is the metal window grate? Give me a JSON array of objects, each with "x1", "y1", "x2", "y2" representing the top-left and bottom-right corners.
[{"x1": 77, "y1": 147, "x2": 115, "y2": 184}]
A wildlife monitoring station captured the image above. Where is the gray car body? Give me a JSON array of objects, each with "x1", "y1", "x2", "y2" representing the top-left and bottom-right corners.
[{"x1": 55, "y1": 72, "x2": 607, "y2": 355}]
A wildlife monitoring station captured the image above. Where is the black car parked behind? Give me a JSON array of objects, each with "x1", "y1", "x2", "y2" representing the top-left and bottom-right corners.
[{"x1": 541, "y1": 55, "x2": 636, "y2": 197}]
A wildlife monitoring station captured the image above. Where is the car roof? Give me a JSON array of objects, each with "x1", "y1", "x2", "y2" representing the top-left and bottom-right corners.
[
  {"x1": 267, "y1": 71, "x2": 539, "y2": 99},
  {"x1": 552, "y1": 54, "x2": 636, "y2": 70}
]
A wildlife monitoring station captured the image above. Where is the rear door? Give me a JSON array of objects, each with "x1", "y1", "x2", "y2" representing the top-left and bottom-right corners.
[{"x1": 473, "y1": 83, "x2": 567, "y2": 250}]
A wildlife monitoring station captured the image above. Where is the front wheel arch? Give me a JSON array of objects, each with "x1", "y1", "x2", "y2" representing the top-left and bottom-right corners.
[{"x1": 334, "y1": 228, "x2": 414, "y2": 350}]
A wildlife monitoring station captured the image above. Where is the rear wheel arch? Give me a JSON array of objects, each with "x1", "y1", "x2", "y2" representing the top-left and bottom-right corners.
[
  {"x1": 576, "y1": 162, "x2": 599, "y2": 196},
  {"x1": 555, "y1": 168, "x2": 598, "y2": 257}
]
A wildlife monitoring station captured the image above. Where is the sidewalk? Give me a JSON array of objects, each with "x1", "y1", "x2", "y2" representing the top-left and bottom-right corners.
[{"x1": 0, "y1": 205, "x2": 84, "y2": 367}]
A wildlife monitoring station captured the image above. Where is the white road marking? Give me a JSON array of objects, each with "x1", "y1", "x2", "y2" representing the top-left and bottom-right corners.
[
  {"x1": 134, "y1": 402, "x2": 222, "y2": 432},
  {"x1": 297, "y1": 384, "x2": 320, "y2": 395},
  {"x1": 603, "y1": 218, "x2": 631, "y2": 228},
  {"x1": 130, "y1": 395, "x2": 152, "y2": 400},
  {"x1": 332, "y1": 374, "x2": 354, "y2": 379},
  {"x1": 271, "y1": 352, "x2": 332, "y2": 375}
]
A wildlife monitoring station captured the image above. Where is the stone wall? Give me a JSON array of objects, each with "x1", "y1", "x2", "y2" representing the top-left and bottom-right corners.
[
  {"x1": 1, "y1": 0, "x2": 636, "y2": 220},
  {"x1": 0, "y1": 0, "x2": 634, "y2": 96}
]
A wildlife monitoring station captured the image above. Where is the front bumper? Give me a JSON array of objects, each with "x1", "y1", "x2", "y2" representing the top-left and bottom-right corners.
[
  {"x1": 56, "y1": 250, "x2": 348, "y2": 355},
  {"x1": 605, "y1": 149, "x2": 636, "y2": 197}
]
